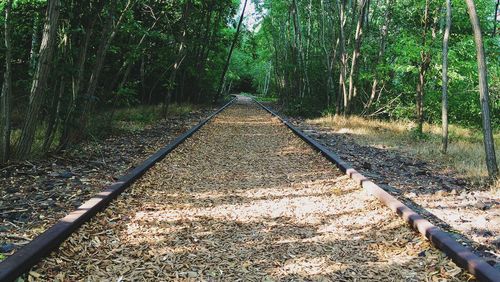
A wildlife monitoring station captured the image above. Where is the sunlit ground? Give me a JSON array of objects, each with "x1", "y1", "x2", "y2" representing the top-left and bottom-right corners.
[
  {"x1": 309, "y1": 114, "x2": 500, "y2": 186},
  {"x1": 34, "y1": 99, "x2": 469, "y2": 281}
]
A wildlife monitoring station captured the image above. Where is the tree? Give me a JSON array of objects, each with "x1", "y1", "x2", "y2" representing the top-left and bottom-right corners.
[
  {"x1": 337, "y1": 0, "x2": 348, "y2": 114},
  {"x1": 465, "y1": 0, "x2": 498, "y2": 178},
  {"x1": 366, "y1": 0, "x2": 392, "y2": 111},
  {"x1": 16, "y1": 0, "x2": 61, "y2": 159},
  {"x1": 415, "y1": 0, "x2": 432, "y2": 135},
  {"x1": 441, "y1": 0, "x2": 451, "y2": 153},
  {"x1": 164, "y1": 0, "x2": 191, "y2": 114},
  {"x1": 346, "y1": 0, "x2": 369, "y2": 114},
  {"x1": 493, "y1": 0, "x2": 499, "y2": 36},
  {"x1": 215, "y1": 0, "x2": 248, "y2": 103},
  {"x1": 79, "y1": 1, "x2": 134, "y2": 127},
  {"x1": 0, "y1": 0, "x2": 13, "y2": 163}
]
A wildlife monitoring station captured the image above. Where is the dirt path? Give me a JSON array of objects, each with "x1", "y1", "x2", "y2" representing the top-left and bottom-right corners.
[{"x1": 33, "y1": 97, "x2": 469, "y2": 281}]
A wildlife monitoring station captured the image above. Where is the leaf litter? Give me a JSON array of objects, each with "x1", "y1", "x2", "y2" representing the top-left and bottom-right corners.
[
  {"x1": 32, "y1": 97, "x2": 473, "y2": 281},
  {"x1": 0, "y1": 108, "x2": 214, "y2": 260}
]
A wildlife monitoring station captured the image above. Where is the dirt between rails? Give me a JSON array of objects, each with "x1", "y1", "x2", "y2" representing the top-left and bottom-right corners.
[
  {"x1": 32, "y1": 97, "x2": 471, "y2": 281},
  {"x1": 0, "y1": 107, "x2": 216, "y2": 261},
  {"x1": 263, "y1": 103, "x2": 500, "y2": 270}
]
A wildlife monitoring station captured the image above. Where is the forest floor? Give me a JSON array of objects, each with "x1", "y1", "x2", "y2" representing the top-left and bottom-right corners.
[
  {"x1": 263, "y1": 102, "x2": 500, "y2": 270},
  {"x1": 0, "y1": 105, "x2": 216, "y2": 261},
  {"x1": 32, "y1": 97, "x2": 469, "y2": 281}
]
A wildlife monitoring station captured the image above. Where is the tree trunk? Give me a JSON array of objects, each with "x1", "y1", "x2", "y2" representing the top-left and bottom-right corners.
[
  {"x1": 164, "y1": 0, "x2": 191, "y2": 115},
  {"x1": 347, "y1": 0, "x2": 368, "y2": 114},
  {"x1": 16, "y1": 0, "x2": 60, "y2": 159},
  {"x1": 337, "y1": 0, "x2": 348, "y2": 115},
  {"x1": 493, "y1": 0, "x2": 499, "y2": 36},
  {"x1": 29, "y1": 15, "x2": 41, "y2": 76},
  {"x1": 415, "y1": 0, "x2": 431, "y2": 135},
  {"x1": 416, "y1": 56, "x2": 430, "y2": 134},
  {"x1": 58, "y1": 19, "x2": 96, "y2": 149},
  {"x1": 60, "y1": 1, "x2": 134, "y2": 147},
  {"x1": 215, "y1": 0, "x2": 248, "y2": 103},
  {"x1": 441, "y1": 0, "x2": 451, "y2": 153},
  {"x1": 366, "y1": 0, "x2": 391, "y2": 110},
  {"x1": 320, "y1": 0, "x2": 332, "y2": 105},
  {"x1": 465, "y1": 0, "x2": 498, "y2": 178},
  {"x1": 78, "y1": 0, "x2": 134, "y2": 133},
  {"x1": 43, "y1": 77, "x2": 64, "y2": 152},
  {"x1": 291, "y1": 0, "x2": 308, "y2": 98},
  {"x1": 0, "y1": 0, "x2": 13, "y2": 163},
  {"x1": 140, "y1": 56, "x2": 146, "y2": 102}
]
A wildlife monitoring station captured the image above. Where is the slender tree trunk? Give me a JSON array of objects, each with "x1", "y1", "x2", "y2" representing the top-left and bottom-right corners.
[
  {"x1": 347, "y1": 0, "x2": 368, "y2": 114},
  {"x1": 164, "y1": 0, "x2": 191, "y2": 114},
  {"x1": 29, "y1": 15, "x2": 40, "y2": 76},
  {"x1": 291, "y1": 0, "x2": 308, "y2": 98},
  {"x1": 60, "y1": 1, "x2": 134, "y2": 147},
  {"x1": 415, "y1": 0, "x2": 431, "y2": 135},
  {"x1": 304, "y1": 0, "x2": 312, "y2": 97},
  {"x1": 337, "y1": 0, "x2": 348, "y2": 115},
  {"x1": 0, "y1": 0, "x2": 13, "y2": 163},
  {"x1": 365, "y1": 0, "x2": 371, "y2": 30},
  {"x1": 16, "y1": 0, "x2": 60, "y2": 159},
  {"x1": 58, "y1": 19, "x2": 95, "y2": 149},
  {"x1": 416, "y1": 56, "x2": 431, "y2": 135},
  {"x1": 78, "y1": 0, "x2": 134, "y2": 132},
  {"x1": 465, "y1": 0, "x2": 498, "y2": 178},
  {"x1": 215, "y1": 0, "x2": 248, "y2": 103},
  {"x1": 493, "y1": 0, "x2": 499, "y2": 36},
  {"x1": 196, "y1": 2, "x2": 214, "y2": 71},
  {"x1": 43, "y1": 77, "x2": 64, "y2": 151},
  {"x1": 320, "y1": 0, "x2": 333, "y2": 105},
  {"x1": 140, "y1": 56, "x2": 146, "y2": 102},
  {"x1": 441, "y1": 0, "x2": 451, "y2": 153},
  {"x1": 367, "y1": 0, "x2": 391, "y2": 110}
]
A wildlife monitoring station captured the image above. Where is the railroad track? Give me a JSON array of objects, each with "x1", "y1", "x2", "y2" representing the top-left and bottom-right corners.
[{"x1": 0, "y1": 96, "x2": 498, "y2": 281}]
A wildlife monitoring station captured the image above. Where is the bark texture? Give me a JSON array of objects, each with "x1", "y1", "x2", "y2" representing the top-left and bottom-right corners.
[
  {"x1": 465, "y1": 0, "x2": 498, "y2": 178},
  {"x1": 0, "y1": 0, "x2": 13, "y2": 163},
  {"x1": 16, "y1": 0, "x2": 61, "y2": 159},
  {"x1": 441, "y1": 0, "x2": 451, "y2": 153}
]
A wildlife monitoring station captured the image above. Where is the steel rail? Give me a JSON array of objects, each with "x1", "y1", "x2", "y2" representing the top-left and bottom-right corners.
[
  {"x1": 253, "y1": 98, "x2": 500, "y2": 282},
  {"x1": 0, "y1": 97, "x2": 236, "y2": 282}
]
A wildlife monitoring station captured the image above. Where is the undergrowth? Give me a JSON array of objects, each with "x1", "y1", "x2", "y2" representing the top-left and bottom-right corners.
[
  {"x1": 255, "y1": 96, "x2": 279, "y2": 103},
  {"x1": 9, "y1": 103, "x2": 197, "y2": 158},
  {"x1": 308, "y1": 114, "x2": 500, "y2": 190}
]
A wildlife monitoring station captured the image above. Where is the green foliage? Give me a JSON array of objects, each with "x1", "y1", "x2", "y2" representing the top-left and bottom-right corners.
[
  {"x1": 228, "y1": 0, "x2": 499, "y2": 131},
  {"x1": 0, "y1": 0, "x2": 244, "y2": 160},
  {"x1": 1, "y1": 0, "x2": 498, "y2": 163},
  {"x1": 115, "y1": 84, "x2": 140, "y2": 107},
  {"x1": 113, "y1": 105, "x2": 162, "y2": 125},
  {"x1": 255, "y1": 96, "x2": 278, "y2": 102}
]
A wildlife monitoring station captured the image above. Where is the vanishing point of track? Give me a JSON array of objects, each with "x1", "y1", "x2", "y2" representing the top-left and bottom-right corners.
[{"x1": 0, "y1": 96, "x2": 499, "y2": 281}]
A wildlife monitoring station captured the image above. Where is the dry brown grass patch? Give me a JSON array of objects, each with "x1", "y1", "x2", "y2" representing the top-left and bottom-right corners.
[{"x1": 308, "y1": 115, "x2": 500, "y2": 189}]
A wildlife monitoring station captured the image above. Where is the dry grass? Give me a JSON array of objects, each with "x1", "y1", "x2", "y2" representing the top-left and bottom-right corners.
[{"x1": 308, "y1": 115, "x2": 500, "y2": 189}]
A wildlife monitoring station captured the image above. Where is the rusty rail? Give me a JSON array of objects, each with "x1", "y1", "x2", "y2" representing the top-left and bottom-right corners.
[
  {"x1": 253, "y1": 98, "x2": 500, "y2": 282},
  {"x1": 0, "y1": 98, "x2": 236, "y2": 282}
]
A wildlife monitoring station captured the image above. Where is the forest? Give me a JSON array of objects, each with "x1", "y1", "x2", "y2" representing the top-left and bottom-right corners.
[
  {"x1": 0, "y1": 0, "x2": 500, "y2": 280},
  {"x1": 0, "y1": 0, "x2": 498, "y2": 177}
]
